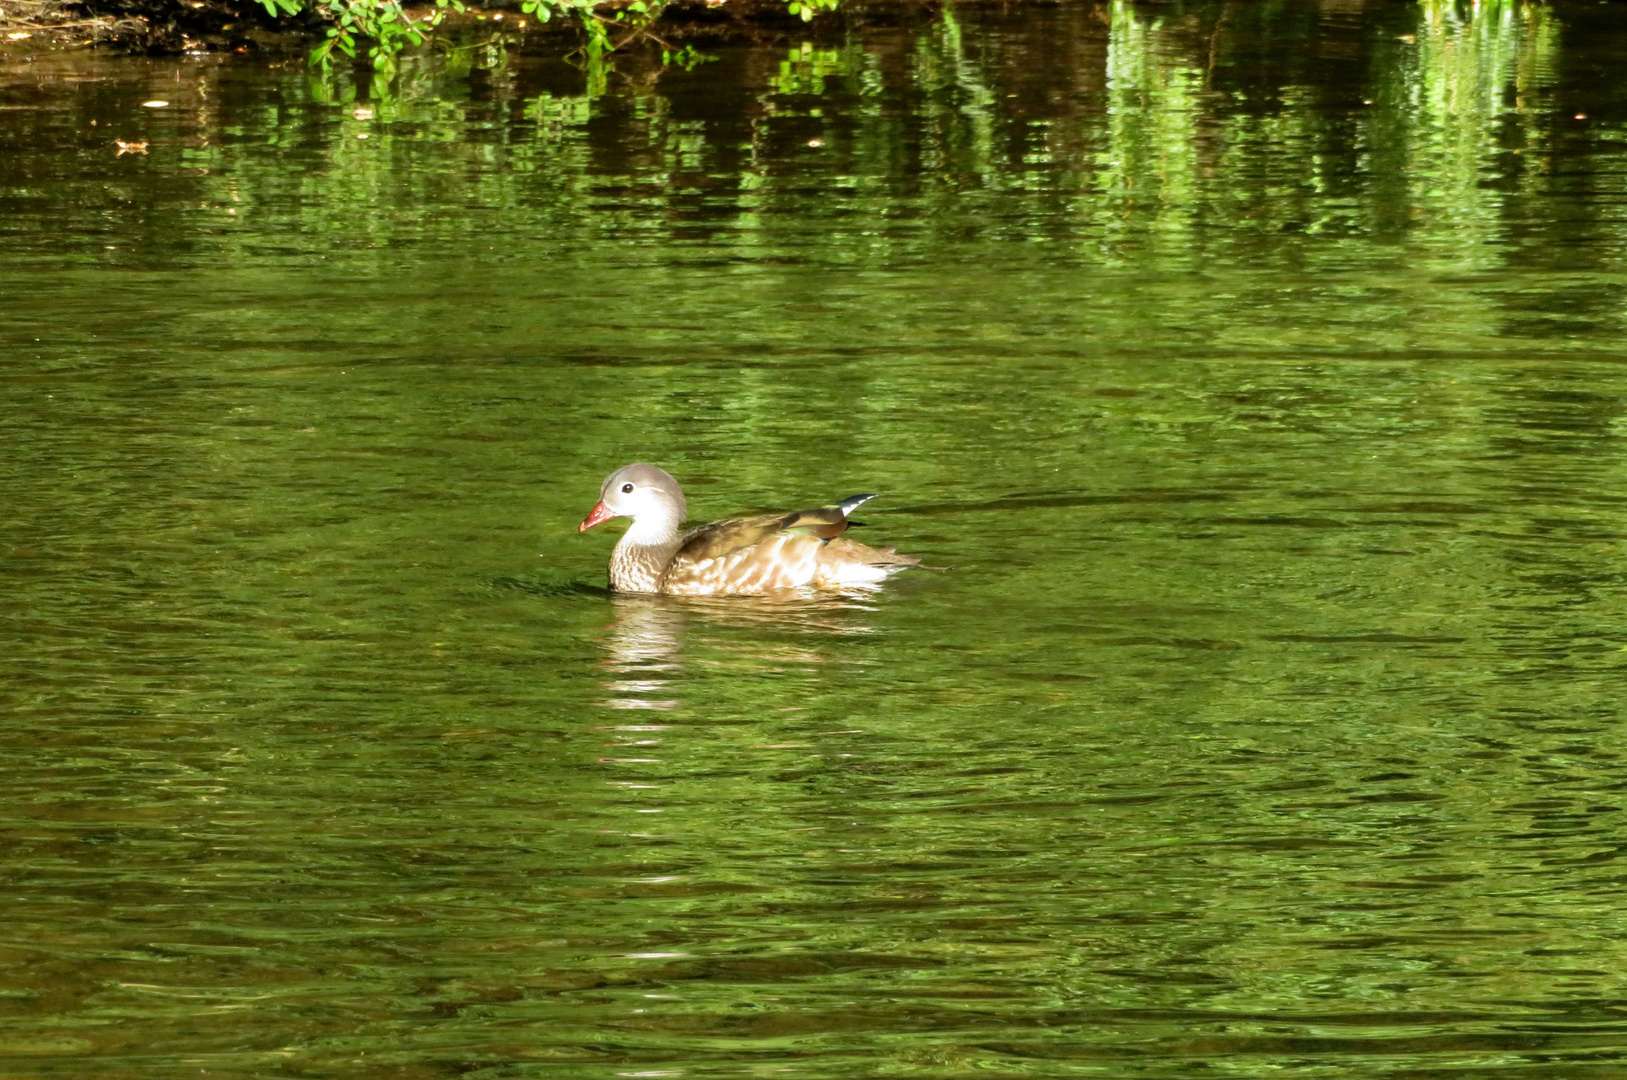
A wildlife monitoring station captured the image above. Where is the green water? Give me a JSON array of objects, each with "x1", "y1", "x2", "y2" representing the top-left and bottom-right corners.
[{"x1": 5, "y1": 0, "x2": 1627, "y2": 1074}]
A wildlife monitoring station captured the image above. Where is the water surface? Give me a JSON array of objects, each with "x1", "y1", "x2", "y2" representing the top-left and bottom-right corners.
[{"x1": 5, "y1": 0, "x2": 1627, "y2": 1075}]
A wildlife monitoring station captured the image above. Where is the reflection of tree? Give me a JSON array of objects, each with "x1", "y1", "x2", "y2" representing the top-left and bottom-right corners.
[
  {"x1": 83, "y1": 0, "x2": 1564, "y2": 291},
  {"x1": 1096, "y1": 0, "x2": 1201, "y2": 257},
  {"x1": 1, "y1": 0, "x2": 1597, "y2": 383},
  {"x1": 1400, "y1": 0, "x2": 1560, "y2": 270}
]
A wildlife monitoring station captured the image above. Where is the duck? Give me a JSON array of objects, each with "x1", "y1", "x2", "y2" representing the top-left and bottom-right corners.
[{"x1": 579, "y1": 463, "x2": 921, "y2": 595}]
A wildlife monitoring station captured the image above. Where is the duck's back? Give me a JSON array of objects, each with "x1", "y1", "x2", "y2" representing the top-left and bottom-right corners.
[{"x1": 660, "y1": 514, "x2": 919, "y2": 596}]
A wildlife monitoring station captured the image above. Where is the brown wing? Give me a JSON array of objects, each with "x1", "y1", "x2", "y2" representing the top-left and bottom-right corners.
[
  {"x1": 659, "y1": 497, "x2": 885, "y2": 595},
  {"x1": 673, "y1": 513, "x2": 800, "y2": 563},
  {"x1": 675, "y1": 503, "x2": 856, "y2": 563}
]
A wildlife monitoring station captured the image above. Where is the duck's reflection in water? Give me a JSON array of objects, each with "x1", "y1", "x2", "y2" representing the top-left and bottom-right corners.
[
  {"x1": 595, "y1": 590, "x2": 881, "y2": 712},
  {"x1": 598, "y1": 597, "x2": 685, "y2": 711}
]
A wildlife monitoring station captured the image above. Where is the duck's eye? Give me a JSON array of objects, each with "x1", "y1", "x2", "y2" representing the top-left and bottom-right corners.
[{"x1": 621, "y1": 483, "x2": 634, "y2": 494}]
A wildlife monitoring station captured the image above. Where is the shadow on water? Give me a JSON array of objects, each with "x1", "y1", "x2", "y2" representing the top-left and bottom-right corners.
[{"x1": 488, "y1": 572, "x2": 611, "y2": 598}]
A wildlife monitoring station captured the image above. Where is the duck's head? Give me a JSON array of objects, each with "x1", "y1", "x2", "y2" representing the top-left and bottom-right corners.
[{"x1": 579, "y1": 463, "x2": 687, "y2": 532}]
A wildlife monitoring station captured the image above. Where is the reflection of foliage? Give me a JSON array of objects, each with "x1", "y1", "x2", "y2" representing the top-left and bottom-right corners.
[
  {"x1": 541, "y1": 6, "x2": 713, "y2": 98},
  {"x1": 550, "y1": 0, "x2": 714, "y2": 89},
  {"x1": 783, "y1": 0, "x2": 838, "y2": 20},
  {"x1": 544, "y1": 0, "x2": 666, "y2": 65},
  {"x1": 307, "y1": 26, "x2": 515, "y2": 103},
  {"x1": 1402, "y1": 0, "x2": 1559, "y2": 268},
  {"x1": 1099, "y1": 0, "x2": 1201, "y2": 245},
  {"x1": 774, "y1": 42, "x2": 847, "y2": 96},
  {"x1": 177, "y1": 0, "x2": 1574, "y2": 293}
]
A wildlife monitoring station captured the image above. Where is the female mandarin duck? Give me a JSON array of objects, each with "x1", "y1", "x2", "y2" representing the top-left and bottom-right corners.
[{"x1": 579, "y1": 463, "x2": 921, "y2": 595}]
